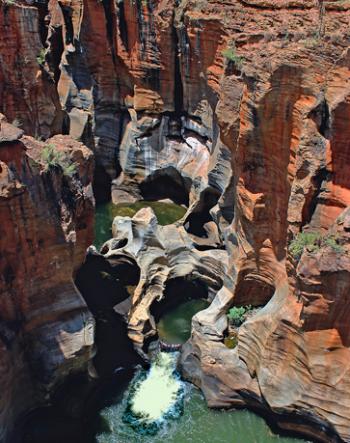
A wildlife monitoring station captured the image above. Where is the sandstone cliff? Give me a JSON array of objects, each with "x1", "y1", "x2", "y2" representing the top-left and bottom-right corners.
[
  {"x1": 2, "y1": 0, "x2": 350, "y2": 441},
  {"x1": 0, "y1": 116, "x2": 95, "y2": 442}
]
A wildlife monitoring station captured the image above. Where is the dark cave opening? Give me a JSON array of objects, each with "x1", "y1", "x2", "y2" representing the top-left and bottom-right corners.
[
  {"x1": 139, "y1": 166, "x2": 191, "y2": 206},
  {"x1": 184, "y1": 188, "x2": 221, "y2": 238},
  {"x1": 150, "y1": 277, "x2": 209, "y2": 324},
  {"x1": 75, "y1": 251, "x2": 143, "y2": 375}
]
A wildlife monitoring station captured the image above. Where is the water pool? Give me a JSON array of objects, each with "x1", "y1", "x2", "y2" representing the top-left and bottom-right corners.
[
  {"x1": 95, "y1": 356, "x2": 310, "y2": 443},
  {"x1": 94, "y1": 201, "x2": 186, "y2": 249},
  {"x1": 157, "y1": 299, "x2": 209, "y2": 344}
]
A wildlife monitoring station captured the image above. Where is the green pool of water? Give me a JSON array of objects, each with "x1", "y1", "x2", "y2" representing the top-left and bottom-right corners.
[
  {"x1": 157, "y1": 299, "x2": 209, "y2": 344},
  {"x1": 95, "y1": 368, "x2": 309, "y2": 443},
  {"x1": 94, "y1": 201, "x2": 187, "y2": 249},
  {"x1": 92, "y1": 299, "x2": 308, "y2": 443}
]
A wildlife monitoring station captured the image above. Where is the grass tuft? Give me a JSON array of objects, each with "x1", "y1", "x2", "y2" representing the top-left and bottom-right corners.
[
  {"x1": 41, "y1": 144, "x2": 77, "y2": 177},
  {"x1": 289, "y1": 230, "x2": 344, "y2": 260}
]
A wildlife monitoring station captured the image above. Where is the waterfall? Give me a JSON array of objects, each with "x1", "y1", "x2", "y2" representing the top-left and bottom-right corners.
[{"x1": 123, "y1": 352, "x2": 184, "y2": 435}]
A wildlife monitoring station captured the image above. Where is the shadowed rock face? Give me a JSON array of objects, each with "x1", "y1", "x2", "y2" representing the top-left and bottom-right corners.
[
  {"x1": 75, "y1": 249, "x2": 144, "y2": 375},
  {"x1": 2, "y1": 0, "x2": 350, "y2": 442},
  {"x1": 0, "y1": 117, "x2": 95, "y2": 442}
]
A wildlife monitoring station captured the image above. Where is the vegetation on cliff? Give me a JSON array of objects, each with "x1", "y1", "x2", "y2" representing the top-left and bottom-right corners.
[
  {"x1": 41, "y1": 144, "x2": 77, "y2": 177},
  {"x1": 222, "y1": 43, "x2": 244, "y2": 70},
  {"x1": 227, "y1": 305, "x2": 252, "y2": 327},
  {"x1": 289, "y1": 231, "x2": 344, "y2": 260}
]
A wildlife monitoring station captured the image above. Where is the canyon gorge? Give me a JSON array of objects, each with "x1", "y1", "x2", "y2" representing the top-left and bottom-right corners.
[{"x1": 1, "y1": 0, "x2": 350, "y2": 442}]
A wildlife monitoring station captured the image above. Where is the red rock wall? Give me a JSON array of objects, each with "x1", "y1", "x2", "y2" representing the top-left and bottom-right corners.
[
  {"x1": 178, "y1": 2, "x2": 350, "y2": 442},
  {"x1": 0, "y1": 3, "x2": 63, "y2": 138},
  {"x1": 0, "y1": 118, "x2": 95, "y2": 442},
  {"x1": 2, "y1": 0, "x2": 350, "y2": 441}
]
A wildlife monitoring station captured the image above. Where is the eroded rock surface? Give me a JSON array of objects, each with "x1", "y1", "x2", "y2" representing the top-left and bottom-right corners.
[
  {"x1": 2, "y1": 0, "x2": 350, "y2": 441},
  {"x1": 181, "y1": 210, "x2": 350, "y2": 443},
  {"x1": 99, "y1": 206, "x2": 228, "y2": 353},
  {"x1": 0, "y1": 117, "x2": 95, "y2": 442}
]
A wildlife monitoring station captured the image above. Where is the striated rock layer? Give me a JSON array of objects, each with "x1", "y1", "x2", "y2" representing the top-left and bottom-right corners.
[
  {"x1": 180, "y1": 211, "x2": 350, "y2": 443},
  {"x1": 179, "y1": 3, "x2": 350, "y2": 441},
  {"x1": 0, "y1": 116, "x2": 95, "y2": 442},
  {"x1": 2, "y1": 0, "x2": 350, "y2": 441}
]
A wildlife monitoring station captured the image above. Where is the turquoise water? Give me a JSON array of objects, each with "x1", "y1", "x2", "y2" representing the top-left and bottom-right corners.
[
  {"x1": 95, "y1": 356, "x2": 309, "y2": 443},
  {"x1": 93, "y1": 298, "x2": 309, "y2": 443},
  {"x1": 94, "y1": 201, "x2": 186, "y2": 249}
]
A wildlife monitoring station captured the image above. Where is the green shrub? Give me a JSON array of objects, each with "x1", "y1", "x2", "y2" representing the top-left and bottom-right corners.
[
  {"x1": 323, "y1": 235, "x2": 344, "y2": 254},
  {"x1": 289, "y1": 231, "x2": 344, "y2": 259},
  {"x1": 227, "y1": 305, "x2": 252, "y2": 327},
  {"x1": 303, "y1": 38, "x2": 319, "y2": 49},
  {"x1": 289, "y1": 231, "x2": 321, "y2": 259},
  {"x1": 303, "y1": 30, "x2": 321, "y2": 50},
  {"x1": 36, "y1": 48, "x2": 46, "y2": 65},
  {"x1": 41, "y1": 144, "x2": 77, "y2": 177},
  {"x1": 222, "y1": 45, "x2": 244, "y2": 69}
]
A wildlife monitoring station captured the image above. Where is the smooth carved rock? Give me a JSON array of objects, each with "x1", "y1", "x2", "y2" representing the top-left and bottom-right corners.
[
  {"x1": 177, "y1": 5, "x2": 350, "y2": 441},
  {"x1": 99, "y1": 207, "x2": 229, "y2": 352},
  {"x1": 181, "y1": 210, "x2": 350, "y2": 443},
  {"x1": 113, "y1": 113, "x2": 213, "y2": 207}
]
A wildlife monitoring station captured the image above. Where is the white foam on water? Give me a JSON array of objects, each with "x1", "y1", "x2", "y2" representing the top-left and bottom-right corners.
[{"x1": 130, "y1": 352, "x2": 182, "y2": 423}]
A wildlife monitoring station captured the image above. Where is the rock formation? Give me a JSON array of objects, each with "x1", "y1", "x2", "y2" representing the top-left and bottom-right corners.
[
  {"x1": 2, "y1": 0, "x2": 350, "y2": 441},
  {"x1": 181, "y1": 209, "x2": 350, "y2": 443},
  {"x1": 0, "y1": 116, "x2": 95, "y2": 442},
  {"x1": 100, "y1": 206, "x2": 228, "y2": 351}
]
